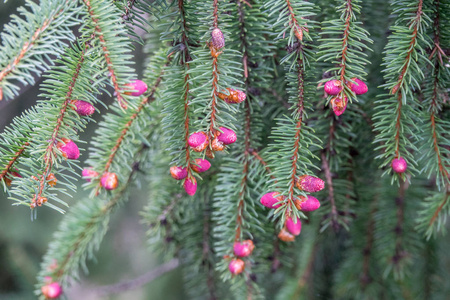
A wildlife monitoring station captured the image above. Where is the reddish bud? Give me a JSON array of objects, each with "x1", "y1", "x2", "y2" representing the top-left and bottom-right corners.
[
  {"x1": 260, "y1": 192, "x2": 284, "y2": 209},
  {"x1": 41, "y1": 282, "x2": 62, "y2": 299},
  {"x1": 188, "y1": 132, "x2": 209, "y2": 152},
  {"x1": 71, "y1": 100, "x2": 95, "y2": 116},
  {"x1": 217, "y1": 127, "x2": 237, "y2": 145},
  {"x1": 296, "y1": 175, "x2": 325, "y2": 193},
  {"x1": 57, "y1": 138, "x2": 80, "y2": 160},
  {"x1": 330, "y1": 95, "x2": 348, "y2": 116},
  {"x1": 294, "y1": 195, "x2": 320, "y2": 212},
  {"x1": 101, "y1": 172, "x2": 118, "y2": 190},
  {"x1": 324, "y1": 80, "x2": 343, "y2": 95},
  {"x1": 217, "y1": 88, "x2": 246, "y2": 104},
  {"x1": 170, "y1": 166, "x2": 188, "y2": 180},
  {"x1": 211, "y1": 137, "x2": 225, "y2": 151},
  {"x1": 391, "y1": 157, "x2": 407, "y2": 173},
  {"x1": 125, "y1": 80, "x2": 148, "y2": 96},
  {"x1": 233, "y1": 240, "x2": 255, "y2": 257},
  {"x1": 191, "y1": 159, "x2": 211, "y2": 173},
  {"x1": 286, "y1": 216, "x2": 302, "y2": 236},
  {"x1": 211, "y1": 28, "x2": 225, "y2": 50},
  {"x1": 348, "y1": 78, "x2": 368, "y2": 95},
  {"x1": 278, "y1": 228, "x2": 295, "y2": 242},
  {"x1": 228, "y1": 259, "x2": 245, "y2": 275},
  {"x1": 82, "y1": 168, "x2": 98, "y2": 182},
  {"x1": 46, "y1": 173, "x2": 57, "y2": 187},
  {"x1": 184, "y1": 177, "x2": 197, "y2": 196},
  {"x1": 36, "y1": 196, "x2": 48, "y2": 206}
]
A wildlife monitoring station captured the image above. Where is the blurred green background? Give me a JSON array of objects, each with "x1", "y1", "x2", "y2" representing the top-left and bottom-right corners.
[{"x1": 0, "y1": 2, "x2": 184, "y2": 299}]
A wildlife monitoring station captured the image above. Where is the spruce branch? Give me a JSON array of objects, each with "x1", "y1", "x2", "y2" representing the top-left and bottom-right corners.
[
  {"x1": 31, "y1": 43, "x2": 88, "y2": 207},
  {"x1": 86, "y1": 55, "x2": 166, "y2": 196},
  {"x1": 321, "y1": 151, "x2": 338, "y2": 231},
  {"x1": 0, "y1": 0, "x2": 80, "y2": 101},
  {"x1": 37, "y1": 140, "x2": 153, "y2": 294},
  {"x1": 0, "y1": 141, "x2": 29, "y2": 185}
]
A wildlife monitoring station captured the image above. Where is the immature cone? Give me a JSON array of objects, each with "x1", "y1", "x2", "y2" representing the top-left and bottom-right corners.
[
  {"x1": 211, "y1": 137, "x2": 225, "y2": 152},
  {"x1": 82, "y1": 168, "x2": 99, "y2": 182},
  {"x1": 217, "y1": 88, "x2": 246, "y2": 104},
  {"x1": 211, "y1": 28, "x2": 225, "y2": 50},
  {"x1": 191, "y1": 159, "x2": 211, "y2": 173},
  {"x1": 125, "y1": 79, "x2": 148, "y2": 96},
  {"x1": 217, "y1": 127, "x2": 237, "y2": 145},
  {"x1": 170, "y1": 166, "x2": 188, "y2": 180},
  {"x1": 71, "y1": 100, "x2": 95, "y2": 116},
  {"x1": 188, "y1": 132, "x2": 209, "y2": 152},
  {"x1": 41, "y1": 282, "x2": 62, "y2": 299},
  {"x1": 184, "y1": 177, "x2": 197, "y2": 196},
  {"x1": 228, "y1": 258, "x2": 245, "y2": 275},
  {"x1": 233, "y1": 240, "x2": 255, "y2": 257},
  {"x1": 294, "y1": 195, "x2": 321, "y2": 212},
  {"x1": 278, "y1": 228, "x2": 295, "y2": 242},
  {"x1": 57, "y1": 138, "x2": 80, "y2": 160},
  {"x1": 348, "y1": 78, "x2": 368, "y2": 95},
  {"x1": 324, "y1": 80, "x2": 343, "y2": 95},
  {"x1": 296, "y1": 175, "x2": 325, "y2": 193},
  {"x1": 260, "y1": 192, "x2": 284, "y2": 209},
  {"x1": 101, "y1": 172, "x2": 118, "y2": 190},
  {"x1": 286, "y1": 216, "x2": 302, "y2": 236},
  {"x1": 330, "y1": 95, "x2": 348, "y2": 116},
  {"x1": 391, "y1": 157, "x2": 407, "y2": 174}
]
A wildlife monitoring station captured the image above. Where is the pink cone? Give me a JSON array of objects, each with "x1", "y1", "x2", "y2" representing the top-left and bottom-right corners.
[
  {"x1": 184, "y1": 177, "x2": 197, "y2": 196},
  {"x1": 331, "y1": 95, "x2": 348, "y2": 116},
  {"x1": 296, "y1": 175, "x2": 325, "y2": 193},
  {"x1": 57, "y1": 138, "x2": 80, "y2": 160},
  {"x1": 236, "y1": 89, "x2": 246, "y2": 103},
  {"x1": 101, "y1": 172, "x2": 118, "y2": 190},
  {"x1": 286, "y1": 216, "x2": 302, "y2": 236},
  {"x1": 211, "y1": 28, "x2": 225, "y2": 49},
  {"x1": 72, "y1": 100, "x2": 95, "y2": 116},
  {"x1": 324, "y1": 80, "x2": 343, "y2": 95},
  {"x1": 191, "y1": 159, "x2": 211, "y2": 173},
  {"x1": 41, "y1": 282, "x2": 62, "y2": 299},
  {"x1": 233, "y1": 240, "x2": 255, "y2": 257},
  {"x1": 228, "y1": 259, "x2": 245, "y2": 275},
  {"x1": 170, "y1": 166, "x2": 188, "y2": 180},
  {"x1": 392, "y1": 157, "x2": 407, "y2": 173},
  {"x1": 82, "y1": 168, "x2": 99, "y2": 182},
  {"x1": 188, "y1": 132, "x2": 209, "y2": 152},
  {"x1": 349, "y1": 78, "x2": 368, "y2": 95},
  {"x1": 217, "y1": 127, "x2": 236, "y2": 145},
  {"x1": 260, "y1": 192, "x2": 284, "y2": 209},
  {"x1": 126, "y1": 80, "x2": 148, "y2": 96},
  {"x1": 295, "y1": 195, "x2": 321, "y2": 212}
]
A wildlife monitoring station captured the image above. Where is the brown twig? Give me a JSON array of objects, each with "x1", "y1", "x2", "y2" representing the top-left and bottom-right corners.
[
  {"x1": 234, "y1": 0, "x2": 252, "y2": 242},
  {"x1": 92, "y1": 259, "x2": 179, "y2": 296},
  {"x1": 286, "y1": 55, "x2": 306, "y2": 214},
  {"x1": 286, "y1": 0, "x2": 306, "y2": 42},
  {"x1": 360, "y1": 201, "x2": 377, "y2": 288},
  {"x1": 82, "y1": 0, "x2": 127, "y2": 109},
  {"x1": 0, "y1": 142, "x2": 29, "y2": 182},
  {"x1": 338, "y1": 1, "x2": 353, "y2": 89},
  {"x1": 428, "y1": 187, "x2": 450, "y2": 228}
]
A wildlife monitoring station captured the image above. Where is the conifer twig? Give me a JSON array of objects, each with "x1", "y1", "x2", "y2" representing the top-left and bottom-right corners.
[
  {"x1": 391, "y1": 0, "x2": 423, "y2": 158},
  {"x1": 322, "y1": 151, "x2": 338, "y2": 231},
  {"x1": 208, "y1": 0, "x2": 221, "y2": 138},
  {"x1": 82, "y1": 0, "x2": 127, "y2": 109},
  {"x1": 360, "y1": 202, "x2": 377, "y2": 288},
  {"x1": 0, "y1": 1, "x2": 70, "y2": 101}
]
